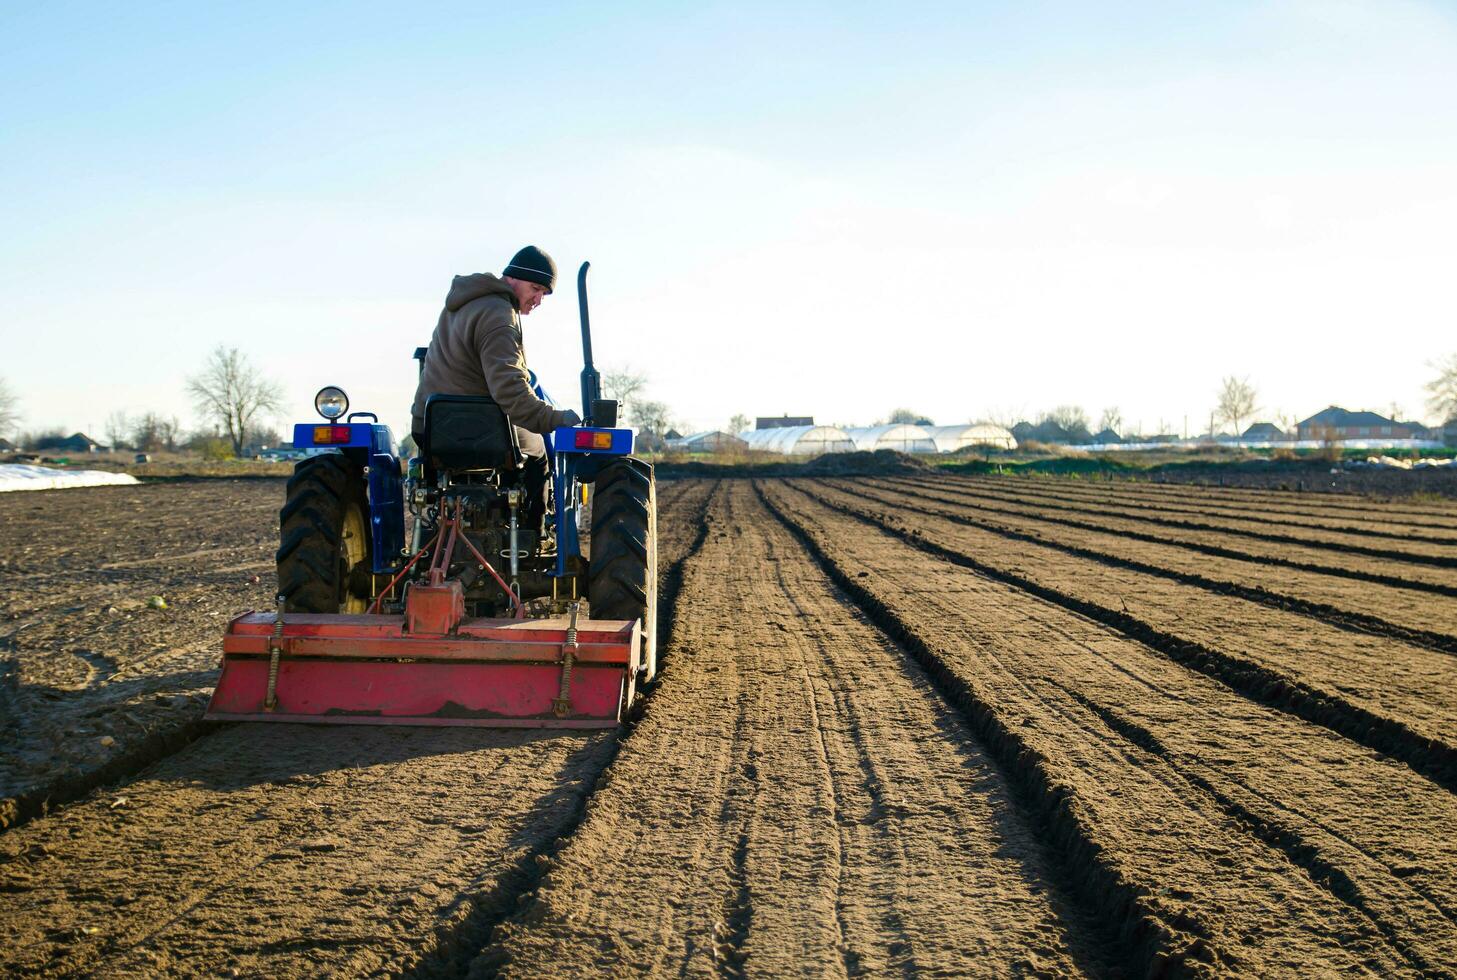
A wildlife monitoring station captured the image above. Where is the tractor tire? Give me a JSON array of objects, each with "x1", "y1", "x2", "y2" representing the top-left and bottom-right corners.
[
  {"x1": 587, "y1": 459, "x2": 658, "y2": 686},
  {"x1": 276, "y1": 453, "x2": 372, "y2": 614}
]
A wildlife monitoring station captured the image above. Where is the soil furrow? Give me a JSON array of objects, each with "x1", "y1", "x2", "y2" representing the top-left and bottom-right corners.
[
  {"x1": 803, "y1": 479, "x2": 1457, "y2": 790},
  {"x1": 762, "y1": 479, "x2": 1457, "y2": 976},
  {"x1": 955, "y1": 475, "x2": 1457, "y2": 545},
  {"x1": 907, "y1": 475, "x2": 1457, "y2": 563},
  {"x1": 865, "y1": 477, "x2": 1457, "y2": 596},
  {"x1": 405, "y1": 477, "x2": 721, "y2": 978},
  {"x1": 476, "y1": 480, "x2": 1105, "y2": 978},
  {"x1": 1084, "y1": 478, "x2": 1457, "y2": 527},
  {"x1": 830, "y1": 478, "x2": 1457, "y2": 647}
]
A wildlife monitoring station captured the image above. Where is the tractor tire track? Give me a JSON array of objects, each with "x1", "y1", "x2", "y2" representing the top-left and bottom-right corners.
[
  {"x1": 762, "y1": 479, "x2": 1457, "y2": 977},
  {"x1": 474, "y1": 480, "x2": 1108, "y2": 978},
  {"x1": 801, "y1": 479, "x2": 1457, "y2": 791}
]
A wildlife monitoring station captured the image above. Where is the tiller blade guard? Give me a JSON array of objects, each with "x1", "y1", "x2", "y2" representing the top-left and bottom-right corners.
[{"x1": 204, "y1": 589, "x2": 640, "y2": 728}]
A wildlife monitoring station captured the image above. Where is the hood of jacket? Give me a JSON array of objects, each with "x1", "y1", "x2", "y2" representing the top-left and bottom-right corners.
[{"x1": 445, "y1": 273, "x2": 517, "y2": 313}]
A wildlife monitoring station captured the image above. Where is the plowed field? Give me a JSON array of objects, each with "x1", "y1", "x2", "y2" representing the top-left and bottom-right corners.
[{"x1": 2, "y1": 474, "x2": 1455, "y2": 977}]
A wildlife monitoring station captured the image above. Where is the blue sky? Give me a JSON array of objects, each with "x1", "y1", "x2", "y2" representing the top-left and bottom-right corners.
[{"x1": 3, "y1": 1, "x2": 1455, "y2": 440}]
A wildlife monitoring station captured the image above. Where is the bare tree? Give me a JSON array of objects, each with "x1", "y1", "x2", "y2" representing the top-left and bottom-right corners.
[
  {"x1": 1426, "y1": 354, "x2": 1457, "y2": 423},
  {"x1": 0, "y1": 377, "x2": 19, "y2": 438},
  {"x1": 132, "y1": 412, "x2": 181, "y2": 452},
  {"x1": 105, "y1": 410, "x2": 131, "y2": 450},
  {"x1": 888, "y1": 408, "x2": 934, "y2": 425},
  {"x1": 630, "y1": 399, "x2": 674, "y2": 447},
  {"x1": 1043, "y1": 405, "x2": 1090, "y2": 433},
  {"x1": 728, "y1": 413, "x2": 751, "y2": 435},
  {"x1": 1214, "y1": 376, "x2": 1258, "y2": 435},
  {"x1": 186, "y1": 347, "x2": 284, "y2": 458},
  {"x1": 1098, "y1": 406, "x2": 1123, "y2": 434},
  {"x1": 602, "y1": 366, "x2": 648, "y2": 418}
]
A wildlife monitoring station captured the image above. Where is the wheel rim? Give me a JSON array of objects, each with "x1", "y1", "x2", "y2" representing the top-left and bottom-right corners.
[{"x1": 340, "y1": 501, "x2": 369, "y2": 613}]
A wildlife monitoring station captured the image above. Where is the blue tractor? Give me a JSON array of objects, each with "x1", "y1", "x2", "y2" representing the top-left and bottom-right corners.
[{"x1": 207, "y1": 262, "x2": 657, "y2": 727}]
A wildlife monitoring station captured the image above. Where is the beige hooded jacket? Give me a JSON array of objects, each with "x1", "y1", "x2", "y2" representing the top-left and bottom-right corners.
[{"x1": 409, "y1": 273, "x2": 574, "y2": 438}]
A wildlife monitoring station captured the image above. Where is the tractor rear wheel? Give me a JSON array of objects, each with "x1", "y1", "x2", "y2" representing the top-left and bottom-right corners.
[
  {"x1": 587, "y1": 459, "x2": 658, "y2": 685},
  {"x1": 276, "y1": 454, "x2": 372, "y2": 614}
]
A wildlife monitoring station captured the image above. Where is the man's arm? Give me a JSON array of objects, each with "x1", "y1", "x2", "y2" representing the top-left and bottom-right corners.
[{"x1": 475, "y1": 316, "x2": 577, "y2": 434}]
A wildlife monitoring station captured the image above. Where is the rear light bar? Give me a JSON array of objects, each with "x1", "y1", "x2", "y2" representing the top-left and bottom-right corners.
[
  {"x1": 574, "y1": 430, "x2": 615, "y2": 450},
  {"x1": 313, "y1": 425, "x2": 352, "y2": 444}
]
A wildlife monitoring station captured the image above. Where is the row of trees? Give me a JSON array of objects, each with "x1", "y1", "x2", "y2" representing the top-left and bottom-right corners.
[
  {"x1": 6, "y1": 352, "x2": 1457, "y2": 458},
  {"x1": 0, "y1": 346, "x2": 283, "y2": 457}
]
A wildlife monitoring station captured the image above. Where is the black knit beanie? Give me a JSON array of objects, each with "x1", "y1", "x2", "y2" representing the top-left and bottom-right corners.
[{"x1": 503, "y1": 245, "x2": 557, "y2": 294}]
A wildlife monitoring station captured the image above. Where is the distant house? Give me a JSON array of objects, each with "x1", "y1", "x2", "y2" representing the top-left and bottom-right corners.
[
  {"x1": 663, "y1": 428, "x2": 684, "y2": 442},
  {"x1": 38, "y1": 432, "x2": 106, "y2": 453},
  {"x1": 1241, "y1": 422, "x2": 1287, "y2": 441},
  {"x1": 0, "y1": 437, "x2": 14, "y2": 452},
  {"x1": 1295, "y1": 407, "x2": 1416, "y2": 441},
  {"x1": 756, "y1": 415, "x2": 814, "y2": 430},
  {"x1": 1091, "y1": 428, "x2": 1122, "y2": 444}
]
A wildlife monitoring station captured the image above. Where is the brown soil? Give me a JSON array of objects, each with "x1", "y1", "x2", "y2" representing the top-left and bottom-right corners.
[
  {"x1": 3, "y1": 473, "x2": 1456, "y2": 977},
  {"x1": 1141, "y1": 462, "x2": 1457, "y2": 499},
  {"x1": 936, "y1": 475, "x2": 1457, "y2": 560},
  {"x1": 973, "y1": 475, "x2": 1457, "y2": 540},
  {"x1": 872, "y1": 476, "x2": 1457, "y2": 594},
  {"x1": 835, "y1": 477, "x2": 1457, "y2": 639},
  {"x1": 0, "y1": 481, "x2": 285, "y2": 829}
]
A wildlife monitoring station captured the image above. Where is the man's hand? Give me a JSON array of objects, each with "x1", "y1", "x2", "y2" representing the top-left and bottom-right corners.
[{"x1": 560, "y1": 409, "x2": 582, "y2": 427}]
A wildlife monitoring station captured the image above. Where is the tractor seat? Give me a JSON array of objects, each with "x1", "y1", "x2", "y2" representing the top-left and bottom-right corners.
[{"x1": 423, "y1": 394, "x2": 523, "y2": 473}]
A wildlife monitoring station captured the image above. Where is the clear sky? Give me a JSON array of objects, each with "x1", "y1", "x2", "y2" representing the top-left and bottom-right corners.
[{"x1": 3, "y1": 0, "x2": 1455, "y2": 441}]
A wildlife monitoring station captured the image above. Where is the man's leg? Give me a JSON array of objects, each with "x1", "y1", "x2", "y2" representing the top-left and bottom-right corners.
[{"x1": 514, "y1": 427, "x2": 550, "y2": 532}]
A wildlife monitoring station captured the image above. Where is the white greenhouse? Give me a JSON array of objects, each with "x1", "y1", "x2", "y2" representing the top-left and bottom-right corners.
[
  {"x1": 923, "y1": 424, "x2": 1017, "y2": 453},
  {"x1": 844, "y1": 425, "x2": 938, "y2": 454},
  {"x1": 739, "y1": 425, "x2": 856, "y2": 455},
  {"x1": 665, "y1": 431, "x2": 748, "y2": 453}
]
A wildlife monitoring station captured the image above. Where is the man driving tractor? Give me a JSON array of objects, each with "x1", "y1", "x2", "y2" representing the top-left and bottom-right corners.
[{"x1": 410, "y1": 245, "x2": 580, "y2": 523}]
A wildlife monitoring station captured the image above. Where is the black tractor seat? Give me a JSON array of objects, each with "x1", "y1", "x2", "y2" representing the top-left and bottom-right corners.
[{"x1": 422, "y1": 394, "x2": 523, "y2": 475}]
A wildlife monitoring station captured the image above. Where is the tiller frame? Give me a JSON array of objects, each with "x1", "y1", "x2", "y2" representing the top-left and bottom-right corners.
[{"x1": 205, "y1": 499, "x2": 641, "y2": 728}]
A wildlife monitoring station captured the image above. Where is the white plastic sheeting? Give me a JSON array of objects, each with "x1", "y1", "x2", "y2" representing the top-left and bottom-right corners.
[
  {"x1": 740, "y1": 425, "x2": 855, "y2": 455},
  {"x1": 0, "y1": 464, "x2": 140, "y2": 493},
  {"x1": 923, "y1": 424, "x2": 1017, "y2": 453},
  {"x1": 844, "y1": 425, "x2": 937, "y2": 454}
]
